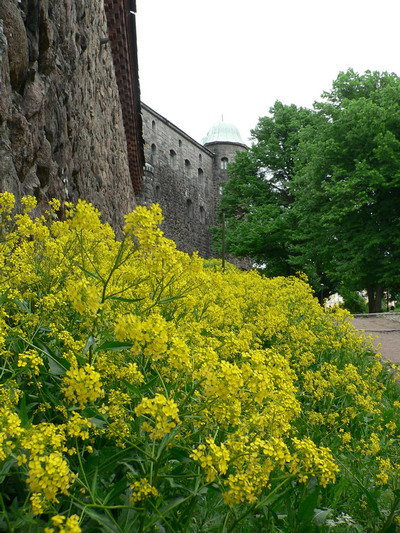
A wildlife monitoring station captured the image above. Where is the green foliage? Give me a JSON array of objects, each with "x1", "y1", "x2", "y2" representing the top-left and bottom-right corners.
[
  {"x1": 340, "y1": 288, "x2": 368, "y2": 314},
  {"x1": 214, "y1": 102, "x2": 314, "y2": 277},
  {"x1": 215, "y1": 69, "x2": 400, "y2": 308}
]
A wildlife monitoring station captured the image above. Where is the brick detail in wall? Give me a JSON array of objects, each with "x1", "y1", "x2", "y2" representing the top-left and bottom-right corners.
[{"x1": 104, "y1": 0, "x2": 144, "y2": 193}]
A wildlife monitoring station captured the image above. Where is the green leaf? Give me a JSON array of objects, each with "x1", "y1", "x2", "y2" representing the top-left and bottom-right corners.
[
  {"x1": 0, "y1": 288, "x2": 10, "y2": 306},
  {"x1": 73, "y1": 263, "x2": 103, "y2": 281},
  {"x1": 103, "y1": 477, "x2": 129, "y2": 505},
  {"x1": 83, "y1": 335, "x2": 97, "y2": 355},
  {"x1": 34, "y1": 339, "x2": 71, "y2": 372},
  {"x1": 89, "y1": 417, "x2": 107, "y2": 428},
  {"x1": 158, "y1": 295, "x2": 185, "y2": 304},
  {"x1": 0, "y1": 457, "x2": 15, "y2": 483},
  {"x1": 97, "y1": 341, "x2": 133, "y2": 352},
  {"x1": 13, "y1": 299, "x2": 31, "y2": 313},
  {"x1": 18, "y1": 392, "x2": 29, "y2": 426},
  {"x1": 105, "y1": 295, "x2": 145, "y2": 303},
  {"x1": 47, "y1": 356, "x2": 66, "y2": 376},
  {"x1": 297, "y1": 484, "x2": 320, "y2": 531},
  {"x1": 313, "y1": 508, "x2": 332, "y2": 525},
  {"x1": 76, "y1": 506, "x2": 119, "y2": 532}
]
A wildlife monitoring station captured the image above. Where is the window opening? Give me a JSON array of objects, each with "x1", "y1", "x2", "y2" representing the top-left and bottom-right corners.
[
  {"x1": 150, "y1": 144, "x2": 157, "y2": 165},
  {"x1": 169, "y1": 150, "x2": 177, "y2": 168},
  {"x1": 199, "y1": 206, "x2": 205, "y2": 223},
  {"x1": 186, "y1": 199, "x2": 194, "y2": 219}
]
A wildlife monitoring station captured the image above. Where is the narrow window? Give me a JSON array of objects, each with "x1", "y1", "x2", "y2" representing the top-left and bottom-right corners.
[
  {"x1": 185, "y1": 159, "x2": 191, "y2": 175},
  {"x1": 151, "y1": 120, "x2": 156, "y2": 131},
  {"x1": 169, "y1": 149, "x2": 176, "y2": 168},
  {"x1": 179, "y1": 139, "x2": 182, "y2": 147},
  {"x1": 199, "y1": 154, "x2": 202, "y2": 163},
  {"x1": 155, "y1": 185, "x2": 160, "y2": 200},
  {"x1": 199, "y1": 206, "x2": 205, "y2": 223},
  {"x1": 221, "y1": 157, "x2": 228, "y2": 170},
  {"x1": 150, "y1": 144, "x2": 157, "y2": 165},
  {"x1": 186, "y1": 199, "x2": 193, "y2": 219},
  {"x1": 198, "y1": 168, "x2": 204, "y2": 182}
]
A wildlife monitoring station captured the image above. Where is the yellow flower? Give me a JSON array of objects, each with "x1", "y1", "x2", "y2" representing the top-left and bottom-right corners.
[
  {"x1": 135, "y1": 394, "x2": 180, "y2": 439},
  {"x1": 0, "y1": 191, "x2": 15, "y2": 214},
  {"x1": 62, "y1": 365, "x2": 104, "y2": 407},
  {"x1": 17, "y1": 349, "x2": 43, "y2": 375},
  {"x1": 27, "y1": 452, "x2": 75, "y2": 513},
  {"x1": 21, "y1": 195, "x2": 37, "y2": 213},
  {"x1": 45, "y1": 515, "x2": 81, "y2": 533},
  {"x1": 130, "y1": 477, "x2": 159, "y2": 503}
]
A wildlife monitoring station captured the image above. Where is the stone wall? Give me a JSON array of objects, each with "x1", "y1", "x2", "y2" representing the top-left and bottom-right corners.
[
  {"x1": 104, "y1": 0, "x2": 143, "y2": 193},
  {"x1": 0, "y1": 0, "x2": 137, "y2": 228},
  {"x1": 139, "y1": 104, "x2": 251, "y2": 262},
  {"x1": 139, "y1": 103, "x2": 217, "y2": 257}
]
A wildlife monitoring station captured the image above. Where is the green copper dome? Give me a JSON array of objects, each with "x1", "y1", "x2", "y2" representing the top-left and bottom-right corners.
[{"x1": 202, "y1": 121, "x2": 244, "y2": 145}]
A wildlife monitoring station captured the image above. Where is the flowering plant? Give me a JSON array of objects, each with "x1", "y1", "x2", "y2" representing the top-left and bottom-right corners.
[{"x1": 0, "y1": 193, "x2": 400, "y2": 531}]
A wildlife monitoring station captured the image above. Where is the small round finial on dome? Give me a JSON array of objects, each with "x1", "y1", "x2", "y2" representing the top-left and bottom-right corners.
[{"x1": 202, "y1": 120, "x2": 244, "y2": 145}]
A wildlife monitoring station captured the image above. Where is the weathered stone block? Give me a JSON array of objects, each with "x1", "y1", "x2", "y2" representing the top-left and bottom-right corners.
[{"x1": 0, "y1": 0, "x2": 28, "y2": 90}]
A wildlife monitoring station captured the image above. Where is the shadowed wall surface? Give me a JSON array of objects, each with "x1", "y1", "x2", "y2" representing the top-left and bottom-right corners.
[{"x1": 0, "y1": 0, "x2": 140, "y2": 228}]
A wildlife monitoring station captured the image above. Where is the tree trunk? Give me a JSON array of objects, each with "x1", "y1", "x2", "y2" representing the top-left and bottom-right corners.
[
  {"x1": 317, "y1": 288, "x2": 325, "y2": 306},
  {"x1": 367, "y1": 285, "x2": 384, "y2": 313}
]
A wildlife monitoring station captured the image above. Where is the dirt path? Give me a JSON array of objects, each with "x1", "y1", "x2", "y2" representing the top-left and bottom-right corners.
[{"x1": 352, "y1": 314, "x2": 400, "y2": 363}]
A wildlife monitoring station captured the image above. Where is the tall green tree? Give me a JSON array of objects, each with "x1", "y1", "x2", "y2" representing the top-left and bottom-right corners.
[
  {"x1": 216, "y1": 70, "x2": 400, "y2": 311},
  {"x1": 292, "y1": 69, "x2": 400, "y2": 311},
  {"x1": 215, "y1": 101, "x2": 314, "y2": 277}
]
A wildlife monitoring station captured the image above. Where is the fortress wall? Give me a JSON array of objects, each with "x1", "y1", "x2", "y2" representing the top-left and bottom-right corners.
[
  {"x1": 139, "y1": 104, "x2": 217, "y2": 257},
  {"x1": 0, "y1": 0, "x2": 137, "y2": 228},
  {"x1": 104, "y1": 0, "x2": 143, "y2": 193}
]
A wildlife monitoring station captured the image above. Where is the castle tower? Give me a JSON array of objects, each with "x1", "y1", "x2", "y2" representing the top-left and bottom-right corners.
[{"x1": 202, "y1": 120, "x2": 248, "y2": 190}]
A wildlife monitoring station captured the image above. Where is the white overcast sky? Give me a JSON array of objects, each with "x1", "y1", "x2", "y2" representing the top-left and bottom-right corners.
[{"x1": 136, "y1": 0, "x2": 400, "y2": 145}]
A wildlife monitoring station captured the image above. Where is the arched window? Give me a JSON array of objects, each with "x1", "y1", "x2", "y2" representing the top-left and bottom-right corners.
[
  {"x1": 186, "y1": 199, "x2": 193, "y2": 219},
  {"x1": 169, "y1": 150, "x2": 176, "y2": 168},
  {"x1": 184, "y1": 159, "x2": 191, "y2": 175},
  {"x1": 221, "y1": 157, "x2": 228, "y2": 170},
  {"x1": 151, "y1": 120, "x2": 156, "y2": 131},
  {"x1": 150, "y1": 144, "x2": 157, "y2": 165},
  {"x1": 179, "y1": 139, "x2": 182, "y2": 147},
  {"x1": 199, "y1": 154, "x2": 202, "y2": 164},
  {"x1": 199, "y1": 206, "x2": 205, "y2": 223},
  {"x1": 198, "y1": 168, "x2": 204, "y2": 182}
]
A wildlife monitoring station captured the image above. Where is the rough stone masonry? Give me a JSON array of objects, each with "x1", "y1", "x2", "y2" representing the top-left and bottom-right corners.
[{"x1": 0, "y1": 0, "x2": 137, "y2": 228}]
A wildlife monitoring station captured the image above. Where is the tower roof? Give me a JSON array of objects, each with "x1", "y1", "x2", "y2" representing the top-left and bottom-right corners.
[{"x1": 202, "y1": 121, "x2": 244, "y2": 145}]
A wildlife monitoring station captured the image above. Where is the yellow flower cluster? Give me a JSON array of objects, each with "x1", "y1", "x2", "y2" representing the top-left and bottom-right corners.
[
  {"x1": 17, "y1": 349, "x2": 43, "y2": 375},
  {"x1": 0, "y1": 191, "x2": 15, "y2": 214},
  {"x1": 130, "y1": 477, "x2": 159, "y2": 503},
  {"x1": 62, "y1": 365, "x2": 104, "y2": 407},
  {"x1": 27, "y1": 452, "x2": 74, "y2": 512},
  {"x1": 0, "y1": 407, "x2": 23, "y2": 461},
  {"x1": 45, "y1": 514, "x2": 81, "y2": 533},
  {"x1": 290, "y1": 437, "x2": 339, "y2": 487},
  {"x1": 191, "y1": 437, "x2": 230, "y2": 482},
  {"x1": 135, "y1": 394, "x2": 180, "y2": 439}
]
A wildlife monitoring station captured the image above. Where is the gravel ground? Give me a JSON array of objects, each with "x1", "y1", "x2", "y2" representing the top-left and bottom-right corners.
[{"x1": 352, "y1": 315, "x2": 400, "y2": 363}]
